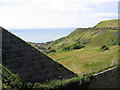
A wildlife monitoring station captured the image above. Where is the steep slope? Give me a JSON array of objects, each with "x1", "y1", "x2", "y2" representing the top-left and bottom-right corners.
[
  {"x1": 47, "y1": 19, "x2": 120, "y2": 50},
  {"x1": 94, "y1": 19, "x2": 119, "y2": 28}
]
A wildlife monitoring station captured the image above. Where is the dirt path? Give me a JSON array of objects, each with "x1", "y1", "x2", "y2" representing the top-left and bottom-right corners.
[{"x1": 94, "y1": 67, "x2": 116, "y2": 76}]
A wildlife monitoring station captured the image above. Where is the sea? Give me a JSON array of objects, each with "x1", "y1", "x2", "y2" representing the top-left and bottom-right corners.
[{"x1": 9, "y1": 28, "x2": 75, "y2": 43}]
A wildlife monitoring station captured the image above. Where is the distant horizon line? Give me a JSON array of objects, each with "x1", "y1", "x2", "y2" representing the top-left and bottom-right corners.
[
  {"x1": 9, "y1": 27, "x2": 76, "y2": 30},
  {"x1": 5, "y1": 18, "x2": 118, "y2": 30}
]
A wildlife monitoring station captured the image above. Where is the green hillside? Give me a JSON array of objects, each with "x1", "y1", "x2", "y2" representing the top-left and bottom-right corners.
[
  {"x1": 47, "y1": 19, "x2": 120, "y2": 51},
  {"x1": 95, "y1": 19, "x2": 119, "y2": 28},
  {"x1": 46, "y1": 19, "x2": 119, "y2": 76}
]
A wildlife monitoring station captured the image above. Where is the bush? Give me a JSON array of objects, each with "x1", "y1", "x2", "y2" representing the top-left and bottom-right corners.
[
  {"x1": 2, "y1": 84, "x2": 11, "y2": 89},
  {"x1": 100, "y1": 45, "x2": 109, "y2": 51},
  {"x1": 48, "y1": 47, "x2": 51, "y2": 50},
  {"x1": 1, "y1": 64, "x2": 23, "y2": 89},
  {"x1": 47, "y1": 49, "x2": 56, "y2": 53},
  {"x1": 33, "y1": 73, "x2": 93, "y2": 89},
  {"x1": 62, "y1": 42, "x2": 84, "y2": 51}
]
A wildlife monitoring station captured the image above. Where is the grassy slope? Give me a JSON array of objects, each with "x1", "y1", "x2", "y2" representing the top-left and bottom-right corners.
[
  {"x1": 47, "y1": 19, "x2": 120, "y2": 50},
  {"x1": 46, "y1": 19, "x2": 119, "y2": 75},
  {"x1": 48, "y1": 46, "x2": 119, "y2": 75},
  {"x1": 89, "y1": 30, "x2": 119, "y2": 46},
  {"x1": 95, "y1": 19, "x2": 119, "y2": 28}
]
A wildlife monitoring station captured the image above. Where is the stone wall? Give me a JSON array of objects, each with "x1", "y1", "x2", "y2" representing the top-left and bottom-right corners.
[
  {"x1": 2, "y1": 27, "x2": 77, "y2": 83},
  {"x1": 89, "y1": 67, "x2": 120, "y2": 88}
]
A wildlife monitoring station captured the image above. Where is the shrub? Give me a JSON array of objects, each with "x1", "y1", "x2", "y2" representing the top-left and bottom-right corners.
[
  {"x1": 33, "y1": 73, "x2": 93, "y2": 89},
  {"x1": 1, "y1": 64, "x2": 23, "y2": 89},
  {"x1": 100, "y1": 45, "x2": 109, "y2": 51},
  {"x1": 62, "y1": 42, "x2": 84, "y2": 51},
  {"x1": 47, "y1": 49, "x2": 56, "y2": 53},
  {"x1": 2, "y1": 84, "x2": 11, "y2": 89},
  {"x1": 48, "y1": 47, "x2": 51, "y2": 50}
]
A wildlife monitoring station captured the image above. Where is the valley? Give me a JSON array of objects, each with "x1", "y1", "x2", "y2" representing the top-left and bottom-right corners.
[
  {"x1": 29, "y1": 19, "x2": 120, "y2": 76},
  {"x1": 1, "y1": 19, "x2": 120, "y2": 89}
]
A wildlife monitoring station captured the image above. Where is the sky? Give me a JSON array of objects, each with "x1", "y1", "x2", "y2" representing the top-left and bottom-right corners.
[
  {"x1": 10, "y1": 28, "x2": 75, "y2": 42},
  {"x1": 0, "y1": 0, "x2": 119, "y2": 43},
  {"x1": 0, "y1": 0, "x2": 119, "y2": 29}
]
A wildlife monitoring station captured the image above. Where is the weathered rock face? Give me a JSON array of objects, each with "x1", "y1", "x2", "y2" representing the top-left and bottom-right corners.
[
  {"x1": 89, "y1": 67, "x2": 120, "y2": 88},
  {"x1": 2, "y1": 27, "x2": 77, "y2": 83}
]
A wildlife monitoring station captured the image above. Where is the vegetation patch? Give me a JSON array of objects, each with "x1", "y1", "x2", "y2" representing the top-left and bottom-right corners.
[
  {"x1": 1, "y1": 64, "x2": 23, "y2": 89},
  {"x1": 33, "y1": 73, "x2": 93, "y2": 89},
  {"x1": 48, "y1": 46, "x2": 119, "y2": 75},
  {"x1": 62, "y1": 42, "x2": 84, "y2": 51},
  {"x1": 100, "y1": 45, "x2": 109, "y2": 51}
]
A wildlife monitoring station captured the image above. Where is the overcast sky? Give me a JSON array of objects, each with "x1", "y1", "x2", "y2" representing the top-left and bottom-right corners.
[{"x1": 0, "y1": 0, "x2": 119, "y2": 29}]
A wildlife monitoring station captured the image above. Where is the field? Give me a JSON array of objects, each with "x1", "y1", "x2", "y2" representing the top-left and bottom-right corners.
[{"x1": 48, "y1": 45, "x2": 119, "y2": 75}]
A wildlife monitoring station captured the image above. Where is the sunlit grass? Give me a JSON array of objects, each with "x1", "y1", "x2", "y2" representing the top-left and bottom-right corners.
[{"x1": 48, "y1": 46, "x2": 119, "y2": 75}]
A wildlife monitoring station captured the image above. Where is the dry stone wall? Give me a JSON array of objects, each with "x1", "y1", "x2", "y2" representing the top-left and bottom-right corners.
[
  {"x1": 89, "y1": 67, "x2": 120, "y2": 88},
  {"x1": 2, "y1": 27, "x2": 77, "y2": 83}
]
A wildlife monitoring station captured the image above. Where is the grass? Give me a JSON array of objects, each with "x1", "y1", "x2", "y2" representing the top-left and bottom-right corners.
[
  {"x1": 95, "y1": 19, "x2": 120, "y2": 28},
  {"x1": 48, "y1": 45, "x2": 119, "y2": 75}
]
